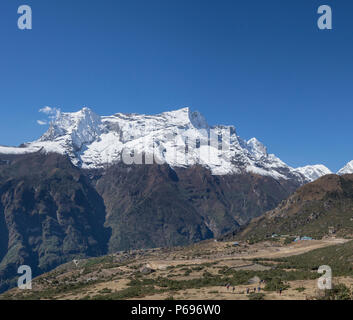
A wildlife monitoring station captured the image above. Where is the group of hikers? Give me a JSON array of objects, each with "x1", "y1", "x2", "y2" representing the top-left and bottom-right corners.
[
  {"x1": 225, "y1": 280, "x2": 263, "y2": 295},
  {"x1": 224, "y1": 279, "x2": 284, "y2": 296}
]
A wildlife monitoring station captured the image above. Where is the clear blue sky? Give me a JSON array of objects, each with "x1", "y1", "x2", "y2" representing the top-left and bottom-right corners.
[{"x1": 0, "y1": 0, "x2": 351, "y2": 172}]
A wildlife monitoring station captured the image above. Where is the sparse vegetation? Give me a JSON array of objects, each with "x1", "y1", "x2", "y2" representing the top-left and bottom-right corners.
[
  {"x1": 248, "y1": 293, "x2": 265, "y2": 300},
  {"x1": 237, "y1": 175, "x2": 353, "y2": 243},
  {"x1": 275, "y1": 241, "x2": 353, "y2": 276},
  {"x1": 319, "y1": 284, "x2": 352, "y2": 300},
  {"x1": 1, "y1": 235, "x2": 352, "y2": 300}
]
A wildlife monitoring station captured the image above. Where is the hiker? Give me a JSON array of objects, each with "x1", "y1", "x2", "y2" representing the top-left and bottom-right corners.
[
  {"x1": 258, "y1": 286, "x2": 261, "y2": 292},
  {"x1": 246, "y1": 288, "x2": 250, "y2": 294},
  {"x1": 279, "y1": 288, "x2": 282, "y2": 295},
  {"x1": 232, "y1": 286, "x2": 235, "y2": 293},
  {"x1": 226, "y1": 283, "x2": 230, "y2": 291}
]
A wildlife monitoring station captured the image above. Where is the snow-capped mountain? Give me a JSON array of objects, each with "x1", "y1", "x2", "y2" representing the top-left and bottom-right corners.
[
  {"x1": 338, "y1": 160, "x2": 353, "y2": 175},
  {"x1": 295, "y1": 165, "x2": 332, "y2": 182},
  {"x1": 0, "y1": 107, "x2": 330, "y2": 182}
]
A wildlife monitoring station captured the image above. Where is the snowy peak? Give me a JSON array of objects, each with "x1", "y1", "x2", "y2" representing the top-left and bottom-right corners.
[
  {"x1": 160, "y1": 107, "x2": 208, "y2": 129},
  {"x1": 338, "y1": 160, "x2": 353, "y2": 175},
  {"x1": 40, "y1": 107, "x2": 102, "y2": 150},
  {"x1": 295, "y1": 165, "x2": 332, "y2": 182},
  {"x1": 0, "y1": 106, "x2": 334, "y2": 183},
  {"x1": 246, "y1": 138, "x2": 268, "y2": 160}
]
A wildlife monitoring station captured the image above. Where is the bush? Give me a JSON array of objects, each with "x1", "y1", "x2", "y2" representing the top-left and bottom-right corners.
[
  {"x1": 283, "y1": 237, "x2": 295, "y2": 245},
  {"x1": 264, "y1": 278, "x2": 290, "y2": 292},
  {"x1": 248, "y1": 293, "x2": 265, "y2": 300},
  {"x1": 183, "y1": 269, "x2": 192, "y2": 276},
  {"x1": 99, "y1": 288, "x2": 112, "y2": 294},
  {"x1": 320, "y1": 284, "x2": 352, "y2": 300}
]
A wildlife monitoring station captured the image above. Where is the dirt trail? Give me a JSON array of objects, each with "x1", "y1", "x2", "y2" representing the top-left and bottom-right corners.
[
  {"x1": 239, "y1": 238, "x2": 348, "y2": 260},
  {"x1": 147, "y1": 238, "x2": 348, "y2": 270}
]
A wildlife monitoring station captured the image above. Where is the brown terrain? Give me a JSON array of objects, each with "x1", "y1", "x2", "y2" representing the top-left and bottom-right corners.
[{"x1": 1, "y1": 236, "x2": 351, "y2": 300}]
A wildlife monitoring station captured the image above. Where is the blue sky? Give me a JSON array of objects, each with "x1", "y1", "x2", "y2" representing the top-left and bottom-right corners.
[{"x1": 0, "y1": 0, "x2": 351, "y2": 171}]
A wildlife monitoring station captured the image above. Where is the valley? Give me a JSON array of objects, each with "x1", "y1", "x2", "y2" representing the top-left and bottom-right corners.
[{"x1": 1, "y1": 237, "x2": 351, "y2": 300}]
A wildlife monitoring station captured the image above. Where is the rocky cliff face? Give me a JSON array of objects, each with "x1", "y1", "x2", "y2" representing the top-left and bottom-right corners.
[
  {"x1": 0, "y1": 153, "x2": 109, "y2": 292},
  {"x1": 94, "y1": 163, "x2": 299, "y2": 251}
]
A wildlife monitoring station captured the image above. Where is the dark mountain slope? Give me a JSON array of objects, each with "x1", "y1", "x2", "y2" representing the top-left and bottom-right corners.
[
  {"x1": 0, "y1": 152, "x2": 110, "y2": 292},
  {"x1": 173, "y1": 166, "x2": 298, "y2": 232},
  {"x1": 0, "y1": 152, "x2": 300, "y2": 292},
  {"x1": 95, "y1": 164, "x2": 213, "y2": 252},
  {"x1": 94, "y1": 163, "x2": 299, "y2": 251},
  {"x1": 233, "y1": 174, "x2": 353, "y2": 242}
]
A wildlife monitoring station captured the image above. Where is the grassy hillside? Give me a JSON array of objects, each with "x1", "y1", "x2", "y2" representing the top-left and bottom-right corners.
[
  {"x1": 1, "y1": 238, "x2": 352, "y2": 300},
  {"x1": 235, "y1": 174, "x2": 353, "y2": 242},
  {"x1": 273, "y1": 240, "x2": 353, "y2": 276}
]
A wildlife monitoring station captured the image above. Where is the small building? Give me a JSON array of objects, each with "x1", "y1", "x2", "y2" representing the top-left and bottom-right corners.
[
  {"x1": 233, "y1": 241, "x2": 240, "y2": 247},
  {"x1": 301, "y1": 236, "x2": 313, "y2": 241},
  {"x1": 294, "y1": 236, "x2": 313, "y2": 242}
]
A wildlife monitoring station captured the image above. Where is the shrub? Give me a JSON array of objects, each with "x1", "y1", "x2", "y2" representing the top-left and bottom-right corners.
[
  {"x1": 320, "y1": 284, "x2": 352, "y2": 300},
  {"x1": 248, "y1": 293, "x2": 265, "y2": 300},
  {"x1": 264, "y1": 278, "x2": 290, "y2": 292}
]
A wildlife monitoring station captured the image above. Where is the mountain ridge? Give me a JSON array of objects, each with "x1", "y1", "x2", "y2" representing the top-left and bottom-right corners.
[
  {"x1": 0, "y1": 107, "x2": 334, "y2": 183},
  {"x1": 227, "y1": 173, "x2": 353, "y2": 242}
]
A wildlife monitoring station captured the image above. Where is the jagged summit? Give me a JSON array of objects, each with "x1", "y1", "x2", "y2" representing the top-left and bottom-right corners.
[
  {"x1": 0, "y1": 107, "x2": 331, "y2": 182},
  {"x1": 39, "y1": 107, "x2": 102, "y2": 149},
  {"x1": 245, "y1": 138, "x2": 268, "y2": 160}
]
